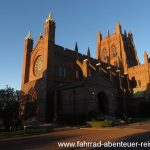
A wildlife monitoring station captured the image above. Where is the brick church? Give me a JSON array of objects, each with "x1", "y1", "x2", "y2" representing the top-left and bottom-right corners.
[{"x1": 20, "y1": 13, "x2": 150, "y2": 123}]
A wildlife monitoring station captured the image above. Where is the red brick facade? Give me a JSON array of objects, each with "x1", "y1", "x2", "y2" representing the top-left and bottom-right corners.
[{"x1": 20, "y1": 14, "x2": 150, "y2": 123}]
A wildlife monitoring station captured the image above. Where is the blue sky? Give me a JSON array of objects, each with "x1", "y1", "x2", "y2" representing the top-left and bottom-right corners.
[{"x1": 0, "y1": 0, "x2": 150, "y2": 90}]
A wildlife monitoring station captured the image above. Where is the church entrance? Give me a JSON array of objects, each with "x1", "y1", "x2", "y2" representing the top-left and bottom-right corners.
[{"x1": 97, "y1": 92, "x2": 109, "y2": 114}]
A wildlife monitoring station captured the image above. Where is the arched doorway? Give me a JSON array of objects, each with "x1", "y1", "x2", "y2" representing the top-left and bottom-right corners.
[
  {"x1": 97, "y1": 92, "x2": 109, "y2": 114},
  {"x1": 24, "y1": 87, "x2": 37, "y2": 120}
]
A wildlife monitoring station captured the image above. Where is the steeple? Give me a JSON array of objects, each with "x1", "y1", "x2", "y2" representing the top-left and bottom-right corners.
[
  {"x1": 25, "y1": 31, "x2": 32, "y2": 40},
  {"x1": 144, "y1": 51, "x2": 149, "y2": 64},
  {"x1": 97, "y1": 32, "x2": 102, "y2": 42},
  {"x1": 116, "y1": 22, "x2": 122, "y2": 34},
  {"x1": 107, "y1": 30, "x2": 110, "y2": 37},
  {"x1": 24, "y1": 31, "x2": 33, "y2": 51},
  {"x1": 45, "y1": 12, "x2": 54, "y2": 22},
  {"x1": 75, "y1": 42, "x2": 78, "y2": 53},
  {"x1": 128, "y1": 31, "x2": 133, "y2": 41},
  {"x1": 22, "y1": 31, "x2": 33, "y2": 85},
  {"x1": 44, "y1": 12, "x2": 55, "y2": 43},
  {"x1": 124, "y1": 30, "x2": 127, "y2": 36},
  {"x1": 87, "y1": 47, "x2": 91, "y2": 58}
]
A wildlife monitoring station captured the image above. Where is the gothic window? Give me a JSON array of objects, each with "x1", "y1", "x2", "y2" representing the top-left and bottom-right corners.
[
  {"x1": 28, "y1": 87, "x2": 37, "y2": 102},
  {"x1": 111, "y1": 45, "x2": 117, "y2": 57}
]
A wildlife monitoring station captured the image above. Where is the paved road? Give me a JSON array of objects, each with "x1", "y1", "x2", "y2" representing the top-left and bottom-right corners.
[{"x1": 0, "y1": 123, "x2": 150, "y2": 150}]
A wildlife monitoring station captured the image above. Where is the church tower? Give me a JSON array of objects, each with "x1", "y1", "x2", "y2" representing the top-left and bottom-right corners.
[
  {"x1": 21, "y1": 13, "x2": 57, "y2": 123},
  {"x1": 96, "y1": 22, "x2": 139, "y2": 73},
  {"x1": 21, "y1": 32, "x2": 33, "y2": 87},
  {"x1": 44, "y1": 13, "x2": 55, "y2": 43}
]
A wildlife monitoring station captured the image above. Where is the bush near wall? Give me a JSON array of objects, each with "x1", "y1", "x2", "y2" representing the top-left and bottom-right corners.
[{"x1": 86, "y1": 120, "x2": 113, "y2": 127}]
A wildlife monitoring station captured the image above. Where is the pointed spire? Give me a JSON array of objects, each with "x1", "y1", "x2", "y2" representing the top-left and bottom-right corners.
[
  {"x1": 39, "y1": 32, "x2": 43, "y2": 39},
  {"x1": 116, "y1": 21, "x2": 122, "y2": 34},
  {"x1": 107, "y1": 30, "x2": 110, "y2": 37},
  {"x1": 87, "y1": 47, "x2": 91, "y2": 58},
  {"x1": 75, "y1": 42, "x2": 78, "y2": 53},
  {"x1": 124, "y1": 30, "x2": 127, "y2": 36},
  {"x1": 128, "y1": 31, "x2": 133, "y2": 41},
  {"x1": 97, "y1": 32, "x2": 102, "y2": 42},
  {"x1": 144, "y1": 51, "x2": 149, "y2": 64},
  {"x1": 25, "y1": 31, "x2": 32, "y2": 40},
  {"x1": 45, "y1": 12, "x2": 54, "y2": 22}
]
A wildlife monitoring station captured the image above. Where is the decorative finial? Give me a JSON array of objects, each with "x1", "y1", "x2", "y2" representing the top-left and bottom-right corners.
[
  {"x1": 25, "y1": 31, "x2": 32, "y2": 40},
  {"x1": 144, "y1": 51, "x2": 148, "y2": 54},
  {"x1": 46, "y1": 12, "x2": 53, "y2": 22},
  {"x1": 39, "y1": 32, "x2": 43, "y2": 38}
]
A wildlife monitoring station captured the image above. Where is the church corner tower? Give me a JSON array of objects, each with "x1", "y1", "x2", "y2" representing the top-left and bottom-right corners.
[
  {"x1": 20, "y1": 12, "x2": 57, "y2": 123},
  {"x1": 21, "y1": 32, "x2": 33, "y2": 87},
  {"x1": 44, "y1": 12, "x2": 55, "y2": 43},
  {"x1": 43, "y1": 13, "x2": 56, "y2": 81}
]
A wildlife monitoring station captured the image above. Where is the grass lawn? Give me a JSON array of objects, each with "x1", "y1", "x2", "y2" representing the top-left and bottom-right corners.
[
  {"x1": 86, "y1": 120, "x2": 113, "y2": 127},
  {"x1": 0, "y1": 128, "x2": 49, "y2": 139}
]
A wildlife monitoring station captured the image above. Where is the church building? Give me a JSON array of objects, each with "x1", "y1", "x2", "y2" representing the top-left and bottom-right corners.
[{"x1": 20, "y1": 13, "x2": 150, "y2": 123}]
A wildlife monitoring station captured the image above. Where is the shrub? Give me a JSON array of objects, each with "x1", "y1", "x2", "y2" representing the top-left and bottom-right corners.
[{"x1": 86, "y1": 120, "x2": 113, "y2": 127}]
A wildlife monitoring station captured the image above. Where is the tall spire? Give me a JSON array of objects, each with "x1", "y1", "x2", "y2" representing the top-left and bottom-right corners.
[
  {"x1": 116, "y1": 22, "x2": 122, "y2": 34},
  {"x1": 107, "y1": 30, "x2": 110, "y2": 37},
  {"x1": 124, "y1": 30, "x2": 127, "y2": 36},
  {"x1": 25, "y1": 31, "x2": 32, "y2": 40},
  {"x1": 75, "y1": 42, "x2": 78, "y2": 53},
  {"x1": 46, "y1": 12, "x2": 54, "y2": 22},
  {"x1": 144, "y1": 51, "x2": 149, "y2": 64},
  {"x1": 87, "y1": 47, "x2": 91, "y2": 58}
]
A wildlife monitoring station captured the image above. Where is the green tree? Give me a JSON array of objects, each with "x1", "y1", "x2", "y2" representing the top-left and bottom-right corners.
[{"x1": 0, "y1": 86, "x2": 21, "y2": 130}]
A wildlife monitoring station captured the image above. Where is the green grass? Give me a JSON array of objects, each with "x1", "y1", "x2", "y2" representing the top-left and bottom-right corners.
[
  {"x1": 0, "y1": 130, "x2": 24, "y2": 138},
  {"x1": 0, "y1": 128, "x2": 49, "y2": 139},
  {"x1": 86, "y1": 120, "x2": 113, "y2": 127}
]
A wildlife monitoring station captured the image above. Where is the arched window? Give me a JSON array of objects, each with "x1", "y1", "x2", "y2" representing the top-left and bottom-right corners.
[{"x1": 23, "y1": 87, "x2": 37, "y2": 119}]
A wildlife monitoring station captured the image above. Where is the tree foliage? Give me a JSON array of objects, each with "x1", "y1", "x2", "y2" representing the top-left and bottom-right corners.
[{"x1": 0, "y1": 86, "x2": 22, "y2": 130}]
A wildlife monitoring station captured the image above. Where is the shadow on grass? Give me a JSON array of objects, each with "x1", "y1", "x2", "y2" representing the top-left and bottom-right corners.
[{"x1": 0, "y1": 131, "x2": 80, "y2": 150}]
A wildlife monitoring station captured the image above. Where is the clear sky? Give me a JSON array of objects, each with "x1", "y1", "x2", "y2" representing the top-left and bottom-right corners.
[{"x1": 0, "y1": 0, "x2": 150, "y2": 90}]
